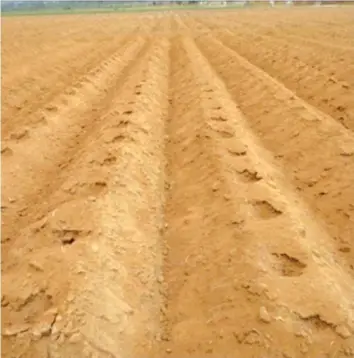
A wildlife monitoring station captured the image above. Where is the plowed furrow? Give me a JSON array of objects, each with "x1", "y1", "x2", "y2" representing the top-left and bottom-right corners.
[
  {"x1": 227, "y1": 15, "x2": 354, "y2": 51},
  {"x1": 1, "y1": 15, "x2": 152, "y2": 86},
  {"x1": 191, "y1": 21, "x2": 354, "y2": 276},
  {"x1": 2, "y1": 21, "x2": 91, "y2": 76},
  {"x1": 1, "y1": 21, "x2": 157, "y2": 133},
  {"x1": 2, "y1": 37, "x2": 170, "y2": 358},
  {"x1": 2, "y1": 22, "x2": 110, "y2": 123},
  {"x1": 209, "y1": 8, "x2": 354, "y2": 47},
  {"x1": 152, "y1": 31, "x2": 354, "y2": 358},
  {"x1": 196, "y1": 17, "x2": 354, "y2": 131},
  {"x1": 1, "y1": 36, "x2": 153, "y2": 244},
  {"x1": 232, "y1": 20, "x2": 354, "y2": 86},
  {"x1": 232, "y1": 13, "x2": 354, "y2": 48},
  {"x1": 2, "y1": 36, "x2": 127, "y2": 131}
]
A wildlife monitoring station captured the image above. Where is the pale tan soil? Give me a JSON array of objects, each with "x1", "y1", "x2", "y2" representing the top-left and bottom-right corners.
[{"x1": 2, "y1": 8, "x2": 354, "y2": 358}]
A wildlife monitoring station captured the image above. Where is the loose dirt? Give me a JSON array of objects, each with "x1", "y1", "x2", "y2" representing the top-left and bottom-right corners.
[{"x1": 2, "y1": 7, "x2": 354, "y2": 358}]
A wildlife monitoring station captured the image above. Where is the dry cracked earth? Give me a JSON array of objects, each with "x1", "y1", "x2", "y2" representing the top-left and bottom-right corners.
[{"x1": 2, "y1": 7, "x2": 354, "y2": 358}]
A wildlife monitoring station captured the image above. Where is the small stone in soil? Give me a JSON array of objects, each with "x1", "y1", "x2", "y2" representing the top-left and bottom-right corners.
[
  {"x1": 32, "y1": 322, "x2": 52, "y2": 338},
  {"x1": 29, "y1": 260, "x2": 44, "y2": 271},
  {"x1": 259, "y1": 306, "x2": 271, "y2": 323},
  {"x1": 2, "y1": 324, "x2": 30, "y2": 337},
  {"x1": 335, "y1": 324, "x2": 351, "y2": 339},
  {"x1": 69, "y1": 332, "x2": 81, "y2": 343}
]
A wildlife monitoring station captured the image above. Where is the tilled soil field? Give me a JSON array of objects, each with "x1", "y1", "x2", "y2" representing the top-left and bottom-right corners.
[{"x1": 2, "y1": 7, "x2": 354, "y2": 358}]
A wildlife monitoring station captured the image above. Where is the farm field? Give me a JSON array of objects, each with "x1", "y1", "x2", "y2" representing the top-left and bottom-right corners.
[{"x1": 2, "y1": 7, "x2": 354, "y2": 358}]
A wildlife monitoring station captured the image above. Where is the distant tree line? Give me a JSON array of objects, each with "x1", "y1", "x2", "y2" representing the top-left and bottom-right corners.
[
  {"x1": 0, "y1": 0, "x2": 214, "y2": 12},
  {"x1": 1, "y1": 1, "x2": 150, "y2": 12},
  {"x1": 2, "y1": 0, "x2": 354, "y2": 12}
]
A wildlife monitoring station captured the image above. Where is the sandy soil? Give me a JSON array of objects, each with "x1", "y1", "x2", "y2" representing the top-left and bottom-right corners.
[{"x1": 2, "y1": 7, "x2": 354, "y2": 358}]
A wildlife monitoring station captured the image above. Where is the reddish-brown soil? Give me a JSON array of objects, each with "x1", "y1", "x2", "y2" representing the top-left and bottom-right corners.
[{"x1": 2, "y1": 7, "x2": 354, "y2": 358}]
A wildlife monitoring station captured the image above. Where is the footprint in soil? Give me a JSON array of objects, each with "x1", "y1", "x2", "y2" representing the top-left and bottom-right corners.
[
  {"x1": 213, "y1": 125, "x2": 234, "y2": 138},
  {"x1": 1, "y1": 146, "x2": 13, "y2": 157},
  {"x1": 90, "y1": 181, "x2": 107, "y2": 195},
  {"x1": 237, "y1": 168, "x2": 262, "y2": 183},
  {"x1": 69, "y1": 180, "x2": 108, "y2": 197},
  {"x1": 252, "y1": 200, "x2": 283, "y2": 219},
  {"x1": 227, "y1": 142, "x2": 247, "y2": 156},
  {"x1": 115, "y1": 119, "x2": 130, "y2": 129},
  {"x1": 10, "y1": 129, "x2": 29, "y2": 141},
  {"x1": 102, "y1": 155, "x2": 117, "y2": 166},
  {"x1": 111, "y1": 134, "x2": 125, "y2": 143},
  {"x1": 271, "y1": 252, "x2": 307, "y2": 277},
  {"x1": 339, "y1": 246, "x2": 351, "y2": 253},
  {"x1": 45, "y1": 104, "x2": 58, "y2": 112},
  {"x1": 211, "y1": 116, "x2": 228, "y2": 122},
  {"x1": 54, "y1": 227, "x2": 92, "y2": 245},
  {"x1": 135, "y1": 84, "x2": 142, "y2": 95}
]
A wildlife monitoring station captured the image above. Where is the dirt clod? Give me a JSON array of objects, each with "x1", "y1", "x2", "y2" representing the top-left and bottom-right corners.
[
  {"x1": 259, "y1": 306, "x2": 271, "y2": 323},
  {"x1": 2, "y1": 324, "x2": 30, "y2": 337},
  {"x1": 335, "y1": 324, "x2": 352, "y2": 339}
]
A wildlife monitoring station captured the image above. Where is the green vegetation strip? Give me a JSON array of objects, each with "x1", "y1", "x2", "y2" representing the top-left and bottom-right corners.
[
  {"x1": 0, "y1": 4, "x2": 248, "y2": 17},
  {"x1": 2, "y1": 3, "x2": 353, "y2": 17}
]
